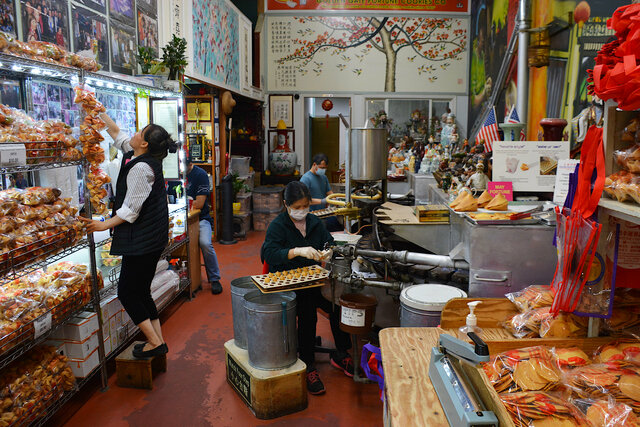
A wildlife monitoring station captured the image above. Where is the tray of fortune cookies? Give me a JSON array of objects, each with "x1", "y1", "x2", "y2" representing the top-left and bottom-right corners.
[{"x1": 251, "y1": 265, "x2": 330, "y2": 293}]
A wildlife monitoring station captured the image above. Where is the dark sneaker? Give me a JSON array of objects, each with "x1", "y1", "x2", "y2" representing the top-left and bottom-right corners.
[
  {"x1": 330, "y1": 352, "x2": 354, "y2": 377},
  {"x1": 306, "y1": 368, "x2": 325, "y2": 395},
  {"x1": 211, "y1": 281, "x2": 222, "y2": 294}
]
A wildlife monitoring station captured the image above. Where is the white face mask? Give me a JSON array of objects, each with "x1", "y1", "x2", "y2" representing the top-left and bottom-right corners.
[{"x1": 288, "y1": 207, "x2": 309, "y2": 221}]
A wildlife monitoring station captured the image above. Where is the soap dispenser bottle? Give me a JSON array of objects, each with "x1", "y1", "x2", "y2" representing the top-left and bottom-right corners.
[{"x1": 459, "y1": 301, "x2": 483, "y2": 339}]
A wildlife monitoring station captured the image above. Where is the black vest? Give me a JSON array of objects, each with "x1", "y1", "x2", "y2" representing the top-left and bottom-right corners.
[{"x1": 110, "y1": 151, "x2": 169, "y2": 256}]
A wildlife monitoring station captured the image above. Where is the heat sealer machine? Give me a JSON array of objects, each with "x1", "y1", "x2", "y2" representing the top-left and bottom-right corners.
[{"x1": 428, "y1": 333, "x2": 498, "y2": 426}]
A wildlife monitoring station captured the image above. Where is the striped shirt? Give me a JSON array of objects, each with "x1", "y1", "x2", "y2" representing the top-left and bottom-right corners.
[{"x1": 113, "y1": 133, "x2": 155, "y2": 223}]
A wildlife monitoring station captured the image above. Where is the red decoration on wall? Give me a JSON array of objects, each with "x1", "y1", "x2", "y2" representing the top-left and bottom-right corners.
[{"x1": 321, "y1": 99, "x2": 333, "y2": 111}]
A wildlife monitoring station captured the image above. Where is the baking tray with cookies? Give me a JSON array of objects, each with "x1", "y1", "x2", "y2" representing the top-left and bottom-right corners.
[{"x1": 251, "y1": 265, "x2": 330, "y2": 293}]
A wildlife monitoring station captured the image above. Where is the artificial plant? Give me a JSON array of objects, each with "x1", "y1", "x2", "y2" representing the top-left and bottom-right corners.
[{"x1": 162, "y1": 35, "x2": 188, "y2": 80}]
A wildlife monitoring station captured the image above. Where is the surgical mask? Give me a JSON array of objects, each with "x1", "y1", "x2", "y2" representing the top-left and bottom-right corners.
[
  {"x1": 288, "y1": 207, "x2": 309, "y2": 221},
  {"x1": 316, "y1": 167, "x2": 326, "y2": 176}
]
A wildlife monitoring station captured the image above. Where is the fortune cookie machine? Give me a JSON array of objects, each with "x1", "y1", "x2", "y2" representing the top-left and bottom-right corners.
[{"x1": 323, "y1": 115, "x2": 389, "y2": 227}]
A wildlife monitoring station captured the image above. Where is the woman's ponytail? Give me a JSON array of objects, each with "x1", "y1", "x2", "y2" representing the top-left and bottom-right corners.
[{"x1": 144, "y1": 124, "x2": 178, "y2": 161}]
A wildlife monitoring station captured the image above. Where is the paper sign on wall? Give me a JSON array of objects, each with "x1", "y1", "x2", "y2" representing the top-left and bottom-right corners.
[
  {"x1": 553, "y1": 159, "x2": 581, "y2": 206},
  {"x1": 488, "y1": 182, "x2": 513, "y2": 201},
  {"x1": 492, "y1": 141, "x2": 570, "y2": 192}
]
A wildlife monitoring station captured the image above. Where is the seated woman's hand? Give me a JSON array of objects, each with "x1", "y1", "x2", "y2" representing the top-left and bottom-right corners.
[{"x1": 293, "y1": 246, "x2": 322, "y2": 261}]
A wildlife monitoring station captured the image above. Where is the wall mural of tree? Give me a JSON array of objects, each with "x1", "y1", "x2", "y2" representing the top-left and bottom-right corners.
[{"x1": 267, "y1": 16, "x2": 469, "y2": 93}]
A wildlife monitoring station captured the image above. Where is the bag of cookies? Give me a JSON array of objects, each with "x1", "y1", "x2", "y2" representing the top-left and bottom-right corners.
[
  {"x1": 482, "y1": 346, "x2": 562, "y2": 394},
  {"x1": 499, "y1": 391, "x2": 586, "y2": 427},
  {"x1": 571, "y1": 398, "x2": 639, "y2": 427},
  {"x1": 506, "y1": 285, "x2": 555, "y2": 312}
]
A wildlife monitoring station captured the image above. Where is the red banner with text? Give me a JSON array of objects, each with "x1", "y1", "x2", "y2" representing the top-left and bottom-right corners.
[{"x1": 266, "y1": 0, "x2": 469, "y2": 14}]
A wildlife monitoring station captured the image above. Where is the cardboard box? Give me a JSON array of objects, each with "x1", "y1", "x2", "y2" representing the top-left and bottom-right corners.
[
  {"x1": 107, "y1": 295, "x2": 122, "y2": 318},
  {"x1": 52, "y1": 312, "x2": 98, "y2": 341},
  {"x1": 100, "y1": 315, "x2": 110, "y2": 339},
  {"x1": 109, "y1": 315, "x2": 117, "y2": 337},
  {"x1": 104, "y1": 335, "x2": 112, "y2": 356},
  {"x1": 111, "y1": 329, "x2": 119, "y2": 351},
  {"x1": 68, "y1": 347, "x2": 100, "y2": 378},
  {"x1": 64, "y1": 331, "x2": 99, "y2": 360},
  {"x1": 99, "y1": 294, "x2": 117, "y2": 322}
]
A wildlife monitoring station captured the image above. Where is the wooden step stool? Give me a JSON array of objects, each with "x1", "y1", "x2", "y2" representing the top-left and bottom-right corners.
[
  {"x1": 116, "y1": 341, "x2": 167, "y2": 389},
  {"x1": 224, "y1": 339, "x2": 307, "y2": 419}
]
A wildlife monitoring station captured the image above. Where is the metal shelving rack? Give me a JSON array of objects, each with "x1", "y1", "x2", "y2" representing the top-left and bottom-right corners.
[{"x1": 0, "y1": 52, "x2": 189, "y2": 426}]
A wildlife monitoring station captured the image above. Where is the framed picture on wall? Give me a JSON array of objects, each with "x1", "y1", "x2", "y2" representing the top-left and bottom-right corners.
[
  {"x1": 0, "y1": 0, "x2": 17, "y2": 36},
  {"x1": 269, "y1": 95, "x2": 293, "y2": 128},
  {"x1": 109, "y1": 0, "x2": 134, "y2": 26},
  {"x1": 136, "y1": 0, "x2": 156, "y2": 16},
  {"x1": 72, "y1": 0, "x2": 106, "y2": 14},
  {"x1": 109, "y1": 20, "x2": 136, "y2": 75},
  {"x1": 136, "y1": 9, "x2": 158, "y2": 55},
  {"x1": 72, "y1": 4, "x2": 109, "y2": 69},
  {"x1": 21, "y1": 0, "x2": 70, "y2": 49}
]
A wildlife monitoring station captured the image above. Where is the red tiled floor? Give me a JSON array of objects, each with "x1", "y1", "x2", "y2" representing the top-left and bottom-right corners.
[{"x1": 63, "y1": 231, "x2": 383, "y2": 426}]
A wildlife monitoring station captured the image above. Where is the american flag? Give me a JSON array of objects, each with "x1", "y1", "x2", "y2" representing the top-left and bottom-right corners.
[
  {"x1": 507, "y1": 106, "x2": 527, "y2": 141},
  {"x1": 477, "y1": 107, "x2": 500, "y2": 152}
]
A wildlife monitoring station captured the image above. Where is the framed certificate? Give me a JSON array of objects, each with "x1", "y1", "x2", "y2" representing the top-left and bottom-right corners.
[{"x1": 269, "y1": 94, "x2": 293, "y2": 128}]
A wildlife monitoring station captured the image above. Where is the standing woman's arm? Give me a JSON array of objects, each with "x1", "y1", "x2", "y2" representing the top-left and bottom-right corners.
[{"x1": 100, "y1": 112, "x2": 132, "y2": 152}]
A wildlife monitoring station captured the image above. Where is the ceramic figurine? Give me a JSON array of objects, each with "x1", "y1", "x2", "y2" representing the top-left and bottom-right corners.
[
  {"x1": 268, "y1": 119, "x2": 298, "y2": 175},
  {"x1": 440, "y1": 113, "x2": 458, "y2": 148},
  {"x1": 466, "y1": 162, "x2": 489, "y2": 192}
]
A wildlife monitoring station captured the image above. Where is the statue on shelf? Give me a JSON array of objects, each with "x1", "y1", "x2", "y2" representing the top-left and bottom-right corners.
[
  {"x1": 466, "y1": 162, "x2": 489, "y2": 192},
  {"x1": 269, "y1": 120, "x2": 298, "y2": 176},
  {"x1": 440, "y1": 113, "x2": 459, "y2": 149}
]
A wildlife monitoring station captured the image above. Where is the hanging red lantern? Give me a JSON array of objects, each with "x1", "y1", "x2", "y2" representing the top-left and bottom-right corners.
[{"x1": 321, "y1": 99, "x2": 333, "y2": 111}]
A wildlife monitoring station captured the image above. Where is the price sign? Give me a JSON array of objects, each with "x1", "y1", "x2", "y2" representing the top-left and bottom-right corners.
[
  {"x1": 0, "y1": 144, "x2": 26, "y2": 166},
  {"x1": 34, "y1": 313, "x2": 52, "y2": 339}
]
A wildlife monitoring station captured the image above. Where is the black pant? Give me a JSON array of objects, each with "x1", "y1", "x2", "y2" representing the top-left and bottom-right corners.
[
  {"x1": 295, "y1": 286, "x2": 352, "y2": 367},
  {"x1": 118, "y1": 250, "x2": 163, "y2": 325}
]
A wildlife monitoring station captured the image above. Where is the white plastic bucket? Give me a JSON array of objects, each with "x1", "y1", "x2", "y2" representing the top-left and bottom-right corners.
[{"x1": 400, "y1": 284, "x2": 467, "y2": 327}]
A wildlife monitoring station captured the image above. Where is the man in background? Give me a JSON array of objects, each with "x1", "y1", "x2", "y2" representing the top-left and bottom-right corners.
[
  {"x1": 186, "y1": 157, "x2": 222, "y2": 294},
  {"x1": 300, "y1": 153, "x2": 342, "y2": 231}
]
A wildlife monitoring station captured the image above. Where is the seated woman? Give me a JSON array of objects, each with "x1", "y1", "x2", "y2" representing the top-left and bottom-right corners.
[{"x1": 261, "y1": 181, "x2": 353, "y2": 395}]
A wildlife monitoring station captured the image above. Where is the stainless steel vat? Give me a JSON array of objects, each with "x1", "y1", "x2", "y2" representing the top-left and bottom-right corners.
[
  {"x1": 350, "y1": 128, "x2": 388, "y2": 181},
  {"x1": 244, "y1": 291, "x2": 297, "y2": 370},
  {"x1": 230, "y1": 276, "x2": 256, "y2": 349}
]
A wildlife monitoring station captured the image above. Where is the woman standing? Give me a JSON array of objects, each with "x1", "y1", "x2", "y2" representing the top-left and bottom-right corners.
[
  {"x1": 80, "y1": 113, "x2": 177, "y2": 358},
  {"x1": 261, "y1": 181, "x2": 353, "y2": 395}
]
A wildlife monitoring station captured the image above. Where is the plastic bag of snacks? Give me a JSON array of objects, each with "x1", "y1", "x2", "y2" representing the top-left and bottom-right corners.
[
  {"x1": 506, "y1": 285, "x2": 555, "y2": 312},
  {"x1": 614, "y1": 144, "x2": 640, "y2": 174},
  {"x1": 553, "y1": 347, "x2": 592, "y2": 370},
  {"x1": 539, "y1": 312, "x2": 588, "y2": 338},
  {"x1": 571, "y1": 398, "x2": 639, "y2": 427},
  {"x1": 565, "y1": 363, "x2": 640, "y2": 413},
  {"x1": 504, "y1": 307, "x2": 553, "y2": 338},
  {"x1": 499, "y1": 391, "x2": 586, "y2": 427},
  {"x1": 592, "y1": 340, "x2": 640, "y2": 365},
  {"x1": 604, "y1": 171, "x2": 640, "y2": 204},
  {"x1": 481, "y1": 346, "x2": 562, "y2": 394}
]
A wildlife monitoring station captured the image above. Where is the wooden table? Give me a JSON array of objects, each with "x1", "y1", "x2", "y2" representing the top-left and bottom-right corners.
[{"x1": 379, "y1": 327, "x2": 448, "y2": 427}]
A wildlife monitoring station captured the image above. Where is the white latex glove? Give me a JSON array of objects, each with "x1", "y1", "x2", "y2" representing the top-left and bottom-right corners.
[
  {"x1": 293, "y1": 247, "x2": 322, "y2": 261},
  {"x1": 320, "y1": 249, "x2": 333, "y2": 261}
]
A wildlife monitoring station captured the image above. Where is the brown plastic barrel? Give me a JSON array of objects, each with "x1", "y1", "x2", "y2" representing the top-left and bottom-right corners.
[{"x1": 338, "y1": 293, "x2": 377, "y2": 334}]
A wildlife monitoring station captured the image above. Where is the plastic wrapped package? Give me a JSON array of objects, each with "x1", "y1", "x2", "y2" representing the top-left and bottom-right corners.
[
  {"x1": 593, "y1": 340, "x2": 640, "y2": 365},
  {"x1": 505, "y1": 307, "x2": 553, "y2": 338},
  {"x1": 150, "y1": 270, "x2": 180, "y2": 293},
  {"x1": 481, "y1": 346, "x2": 562, "y2": 394},
  {"x1": 155, "y1": 259, "x2": 169, "y2": 274},
  {"x1": 539, "y1": 312, "x2": 588, "y2": 338},
  {"x1": 553, "y1": 347, "x2": 592, "y2": 369},
  {"x1": 604, "y1": 171, "x2": 640, "y2": 204},
  {"x1": 572, "y1": 398, "x2": 639, "y2": 427},
  {"x1": 499, "y1": 391, "x2": 586, "y2": 427},
  {"x1": 566, "y1": 363, "x2": 640, "y2": 413},
  {"x1": 0, "y1": 346, "x2": 75, "y2": 426},
  {"x1": 506, "y1": 285, "x2": 555, "y2": 312}
]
